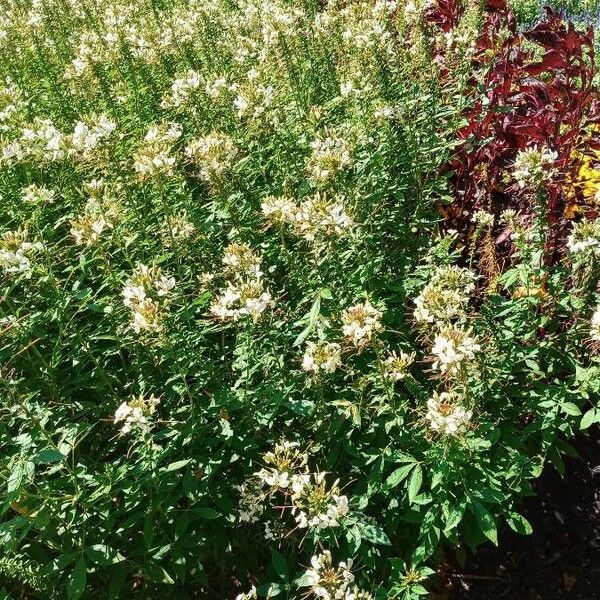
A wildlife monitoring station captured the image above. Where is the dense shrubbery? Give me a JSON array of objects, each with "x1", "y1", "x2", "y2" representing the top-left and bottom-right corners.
[{"x1": 0, "y1": 0, "x2": 599, "y2": 598}]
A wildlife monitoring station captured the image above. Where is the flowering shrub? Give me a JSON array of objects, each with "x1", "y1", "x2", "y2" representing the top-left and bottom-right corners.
[{"x1": 0, "y1": 0, "x2": 598, "y2": 599}]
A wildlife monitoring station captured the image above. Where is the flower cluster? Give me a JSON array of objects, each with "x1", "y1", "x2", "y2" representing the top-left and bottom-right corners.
[
  {"x1": 261, "y1": 195, "x2": 297, "y2": 226},
  {"x1": 430, "y1": 325, "x2": 480, "y2": 377},
  {"x1": 302, "y1": 341, "x2": 342, "y2": 375},
  {"x1": 512, "y1": 145, "x2": 558, "y2": 190},
  {"x1": 0, "y1": 230, "x2": 42, "y2": 274},
  {"x1": 303, "y1": 551, "x2": 373, "y2": 600},
  {"x1": 567, "y1": 219, "x2": 600, "y2": 256},
  {"x1": 341, "y1": 301, "x2": 383, "y2": 348},
  {"x1": 70, "y1": 114, "x2": 116, "y2": 160},
  {"x1": 306, "y1": 134, "x2": 352, "y2": 183},
  {"x1": 133, "y1": 122, "x2": 182, "y2": 180},
  {"x1": 255, "y1": 440, "x2": 309, "y2": 492},
  {"x1": 21, "y1": 184, "x2": 56, "y2": 205},
  {"x1": 231, "y1": 72, "x2": 275, "y2": 121},
  {"x1": 291, "y1": 473, "x2": 350, "y2": 530},
  {"x1": 383, "y1": 350, "x2": 415, "y2": 381},
  {"x1": 426, "y1": 391, "x2": 472, "y2": 435},
  {"x1": 413, "y1": 265, "x2": 476, "y2": 325},
  {"x1": 113, "y1": 394, "x2": 160, "y2": 435},
  {"x1": 184, "y1": 133, "x2": 238, "y2": 186},
  {"x1": 210, "y1": 243, "x2": 272, "y2": 322},
  {"x1": 2, "y1": 118, "x2": 67, "y2": 164},
  {"x1": 70, "y1": 195, "x2": 119, "y2": 246},
  {"x1": 262, "y1": 192, "x2": 353, "y2": 241},
  {"x1": 160, "y1": 69, "x2": 202, "y2": 109},
  {"x1": 251, "y1": 441, "x2": 351, "y2": 534},
  {"x1": 122, "y1": 264, "x2": 176, "y2": 334},
  {"x1": 235, "y1": 586, "x2": 257, "y2": 600}
]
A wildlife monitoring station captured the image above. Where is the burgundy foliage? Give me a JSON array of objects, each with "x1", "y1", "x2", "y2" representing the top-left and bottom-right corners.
[{"x1": 425, "y1": 0, "x2": 600, "y2": 265}]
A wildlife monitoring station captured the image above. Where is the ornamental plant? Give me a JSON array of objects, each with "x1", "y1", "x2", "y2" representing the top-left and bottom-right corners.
[{"x1": 0, "y1": 1, "x2": 598, "y2": 599}]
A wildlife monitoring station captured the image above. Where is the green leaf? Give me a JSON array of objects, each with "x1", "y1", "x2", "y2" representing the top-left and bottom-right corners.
[
  {"x1": 507, "y1": 512, "x2": 532, "y2": 535},
  {"x1": 407, "y1": 464, "x2": 423, "y2": 504},
  {"x1": 164, "y1": 459, "x2": 192, "y2": 472},
  {"x1": 385, "y1": 463, "x2": 415, "y2": 489},
  {"x1": 472, "y1": 501, "x2": 497, "y2": 545},
  {"x1": 85, "y1": 544, "x2": 125, "y2": 566},
  {"x1": 443, "y1": 504, "x2": 465, "y2": 534},
  {"x1": 580, "y1": 408, "x2": 600, "y2": 430},
  {"x1": 359, "y1": 523, "x2": 391, "y2": 546},
  {"x1": 270, "y1": 548, "x2": 288, "y2": 580},
  {"x1": 195, "y1": 508, "x2": 220, "y2": 519},
  {"x1": 67, "y1": 558, "x2": 87, "y2": 600},
  {"x1": 107, "y1": 565, "x2": 126, "y2": 600},
  {"x1": 561, "y1": 402, "x2": 582, "y2": 416},
  {"x1": 34, "y1": 449, "x2": 66, "y2": 464}
]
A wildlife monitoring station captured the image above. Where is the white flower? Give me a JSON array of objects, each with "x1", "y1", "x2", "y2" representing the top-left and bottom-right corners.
[
  {"x1": 426, "y1": 391, "x2": 472, "y2": 435},
  {"x1": 413, "y1": 266, "x2": 476, "y2": 326},
  {"x1": 302, "y1": 341, "x2": 342, "y2": 374},
  {"x1": 303, "y1": 551, "x2": 355, "y2": 600},
  {"x1": 513, "y1": 145, "x2": 557, "y2": 189},
  {"x1": 430, "y1": 326, "x2": 480, "y2": 377},
  {"x1": 185, "y1": 133, "x2": 238, "y2": 184},
  {"x1": 21, "y1": 184, "x2": 55, "y2": 204},
  {"x1": 307, "y1": 134, "x2": 351, "y2": 182},
  {"x1": 567, "y1": 219, "x2": 600, "y2": 256},
  {"x1": 154, "y1": 276, "x2": 176, "y2": 296},
  {"x1": 383, "y1": 350, "x2": 415, "y2": 381},
  {"x1": 472, "y1": 210, "x2": 494, "y2": 228},
  {"x1": 235, "y1": 585, "x2": 257, "y2": 600},
  {"x1": 292, "y1": 473, "x2": 350, "y2": 530},
  {"x1": 114, "y1": 394, "x2": 160, "y2": 435},
  {"x1": 261, "y1": 195, "x2": 297, "y2": 226},
  {"x1": 341, "y1": 301, "x2": 382, "y2": 347},
  {"x1": 122, "y1": 285, "x2": 146, "y2": 308},
  {"x1": 294, "y1": 193, "x2": 353, "y2": 241}
]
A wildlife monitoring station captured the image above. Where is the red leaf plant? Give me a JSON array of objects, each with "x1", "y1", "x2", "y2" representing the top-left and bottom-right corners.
[{"x1": 425, "y1": 0, "x2": 600, "y2": 270}]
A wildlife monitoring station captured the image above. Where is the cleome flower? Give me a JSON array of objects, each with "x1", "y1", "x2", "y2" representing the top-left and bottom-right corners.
[
  {"x1": 430, "y1": 325, "x2": 480, "y2": 377},
  {"x1": 567, "y1": 219, "x2": 600, "y2": 256},
  {"x1": 413, "y1": 265, "x2": 476, "y2": 325},
  {"x1": 113, "y1": 394, "x2": 160, "y2": 435},
  {"x1": 122, "y1": 264, "x2": 175, "y2": 334},
  {"x1": 261, "y1": 194, "x2": 297, "y2": 226},
  {"x1": 21, "y1": 184, "x2": 55, "y2": 204},
  {"x1": 184, "y1": 132, "x2": 238, "y2": 186},
  {"x1": 383, "y1": 350, "x2": 415, "y2": 381},
  {"x1": 0, "y1": 230, "x2": 42, "y2": 274},
  {"x1": 133, "y1": 122, "x2": 182, "y2": 180},
  {"x1": 291, "y1": 472, "x2": 350, "y2": 530},
  {"x1": 303, "y1": 551, "x2": 355, "y2": 600},
  {"x1": 234, "y1": 585, "x2": 257, "y2": 600},
  {"x1": 426, "y1": 391, "x2": 472, "y2": 435},
  {"x1": 472, "y1": 209, "x2": 494, "y2": 228},
  {"x1": 255, "y1": 440, "x2": 309, "y2": 493},
  {"x1": 236, "y1": 479, "x2": 266, "y2": 524},
  {"x1": 341, "y1": 301, "x2": 383, "y2": 348},
  {"x1": 306, "y1": 134, "x2": 352, "y2": 183},
  {"x1": 69, "y1": 114, "x2": 116, "y2": 160},
  {"x1": 302, "y1": 341, "x2": 342, "y2": 375},
  {"x1": 70, "y1": 196, "x2": 119, "y2": 246},
  {"x1": 512, "y1": 145, "x2": 557, "y2": 190},
  {"x1": 210, "y1": 244, "x2": 272, "y2": 322},
  {"x1": 294, "y1": 192, "x2": 354, "y2": 242}
]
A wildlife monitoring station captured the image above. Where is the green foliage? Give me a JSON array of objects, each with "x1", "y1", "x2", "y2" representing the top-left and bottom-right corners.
[{"x1": 0, "y1": 0, "x2": 597, "y2": 599}]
